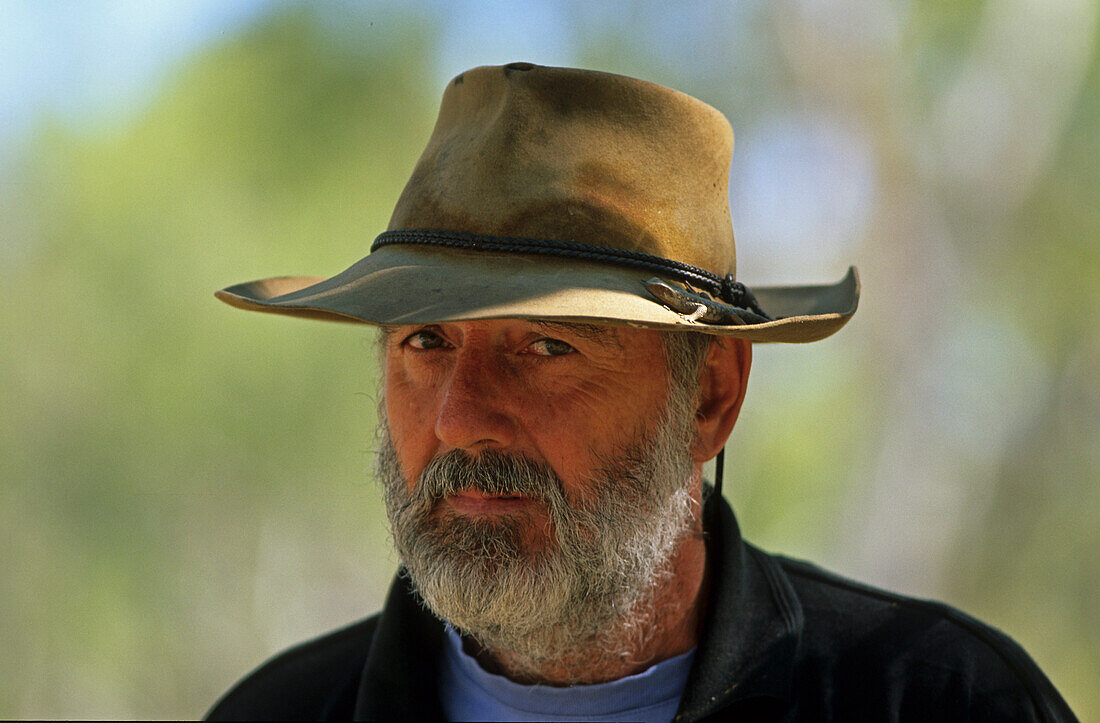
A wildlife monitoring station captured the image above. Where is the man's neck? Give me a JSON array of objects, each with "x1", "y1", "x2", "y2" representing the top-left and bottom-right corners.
[{"x1": 467, "y1": 530, "x2": 710, "y2": 686}]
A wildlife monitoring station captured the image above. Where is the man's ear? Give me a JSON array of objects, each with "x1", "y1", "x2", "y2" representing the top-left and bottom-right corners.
[{"x1": 692, "y1": 336, "x2": 751, "y2": 464}]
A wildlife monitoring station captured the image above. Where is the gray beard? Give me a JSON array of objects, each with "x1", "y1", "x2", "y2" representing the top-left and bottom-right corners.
[{"x1": 375, "y1": 396, "x2": 697, "y2": 676}]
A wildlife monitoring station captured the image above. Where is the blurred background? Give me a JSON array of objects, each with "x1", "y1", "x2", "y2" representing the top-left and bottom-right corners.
[{"x1": 2, "y1": 0, "x2": 1097, "y2": 718}]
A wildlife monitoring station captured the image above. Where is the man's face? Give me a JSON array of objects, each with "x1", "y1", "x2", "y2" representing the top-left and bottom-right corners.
[
  {"x1": 377, "y1": 319, "x2": 701, "y2": 669},
  {"x1": 382, "y1": 319, "x2": 681, "y2": 519}
]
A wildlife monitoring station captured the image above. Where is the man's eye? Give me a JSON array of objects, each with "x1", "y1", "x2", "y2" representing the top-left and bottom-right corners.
[
  {"x1": 528, "y1": 338, "x2": 575, "y2": 357},
  {"x1": 405, "y1": 330, "x2": 448, "y2": 350}
]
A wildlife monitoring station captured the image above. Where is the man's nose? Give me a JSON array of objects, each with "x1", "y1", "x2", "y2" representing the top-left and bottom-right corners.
[{"x1": 434, "y1": 351, "x2": 517, "y2": 452}]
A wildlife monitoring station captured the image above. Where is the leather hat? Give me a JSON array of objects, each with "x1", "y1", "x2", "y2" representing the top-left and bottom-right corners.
[{"x1": 216, "y1": 63, "x2": 859, "y2": 342}]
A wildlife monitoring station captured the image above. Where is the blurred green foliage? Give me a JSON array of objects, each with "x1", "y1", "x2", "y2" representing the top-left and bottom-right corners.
[
  {"x1": 2, "y1": 1, "x2": 1096, "y2": 718},
  {"x1": 2, "y1": 7, "x2": 436, "y2": 717}
]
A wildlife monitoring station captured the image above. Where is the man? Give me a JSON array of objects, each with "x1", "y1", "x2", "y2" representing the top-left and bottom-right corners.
[{"x1": 208, "y1": 64, "x2": 1075, "y2": 721}]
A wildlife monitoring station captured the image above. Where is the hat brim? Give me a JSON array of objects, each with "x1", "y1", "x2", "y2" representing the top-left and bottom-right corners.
[{"x1": 215, "y1": 245, "x2": 859, "y2": 343}]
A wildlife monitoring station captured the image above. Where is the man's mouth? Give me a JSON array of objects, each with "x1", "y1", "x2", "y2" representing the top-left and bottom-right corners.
[{"x1": 446, "y1": 488, "x2": 535, "y2": 514}]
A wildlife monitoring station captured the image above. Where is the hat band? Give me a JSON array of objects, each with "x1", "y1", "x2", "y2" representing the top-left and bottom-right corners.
[{"x1": 371, "y1": 229, "x2": 771, "y2": 320}]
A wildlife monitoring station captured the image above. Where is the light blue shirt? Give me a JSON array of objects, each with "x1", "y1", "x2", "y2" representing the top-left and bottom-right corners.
[{"x1": 439, "y1": 626, "x2": 696, "y2": 722}]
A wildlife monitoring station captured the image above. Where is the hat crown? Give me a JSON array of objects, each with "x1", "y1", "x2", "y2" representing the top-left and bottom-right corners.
[{"x1": 388, "y1": 63, "x2": 737, "y2": 277}]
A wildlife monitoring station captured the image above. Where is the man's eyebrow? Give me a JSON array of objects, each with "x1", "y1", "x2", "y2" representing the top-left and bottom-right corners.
[{"x1": 532, "y1": 320, "x2": 621, "y2": 348}]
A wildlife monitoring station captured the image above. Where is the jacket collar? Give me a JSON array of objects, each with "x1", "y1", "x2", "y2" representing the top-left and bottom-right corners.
[
  {"x1": 352, "y1": 494, "x2": 803, "y2": 721},
  {"x1": 674, "y1": 493, "x2": 803, "y2": 721},
  {"x1": 353, "y1": 571, "x2": 446, "y2": 720}
]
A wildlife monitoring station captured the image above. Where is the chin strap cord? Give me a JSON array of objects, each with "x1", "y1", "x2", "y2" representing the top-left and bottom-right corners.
[
  {"x1": 714, "y1": 447, "x2": 724, "y2": 499},
  {"x1": 707, "y1": 447, "x2": 725, "y2": 537}
]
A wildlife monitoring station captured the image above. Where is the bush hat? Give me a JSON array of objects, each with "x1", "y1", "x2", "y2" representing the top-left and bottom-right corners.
[{"x1": 216, "y1": 63, "x2": 859, "y2": 343}]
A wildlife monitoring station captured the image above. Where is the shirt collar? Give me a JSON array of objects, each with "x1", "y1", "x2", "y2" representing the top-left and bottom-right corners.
[{"x1": 440, "y1": 624, "x2": 696, "y2": 719}]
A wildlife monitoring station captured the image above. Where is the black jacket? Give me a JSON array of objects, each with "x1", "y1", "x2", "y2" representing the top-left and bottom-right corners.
[{"x1": 207, "y1": 497, "x2": 1077, "y2": 721}]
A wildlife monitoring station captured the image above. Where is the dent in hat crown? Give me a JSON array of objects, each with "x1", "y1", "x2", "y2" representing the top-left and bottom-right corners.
[{"x1": 388, "y1": 63, "x2": 738, "y2": 278}]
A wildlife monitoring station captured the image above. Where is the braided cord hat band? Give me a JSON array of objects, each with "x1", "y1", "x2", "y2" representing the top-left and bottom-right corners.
[{"x1": 371, "y1": 230, "x2": 773, "y2": 320}]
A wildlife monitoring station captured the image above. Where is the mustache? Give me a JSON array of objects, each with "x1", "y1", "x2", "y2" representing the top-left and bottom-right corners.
[{"x1": 415, "y1": 449, "x2": 564, "y2": 502}]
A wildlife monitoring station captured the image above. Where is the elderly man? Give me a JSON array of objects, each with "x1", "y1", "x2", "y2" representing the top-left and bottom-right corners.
[{"x1": 208, "y1": 64, "x2": 1074, "y2": 721}]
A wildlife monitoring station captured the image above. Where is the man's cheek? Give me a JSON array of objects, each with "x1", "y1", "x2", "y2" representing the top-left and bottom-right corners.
[{"x1": 386, "y1": 403, "x2": 441, "y2": 486}]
